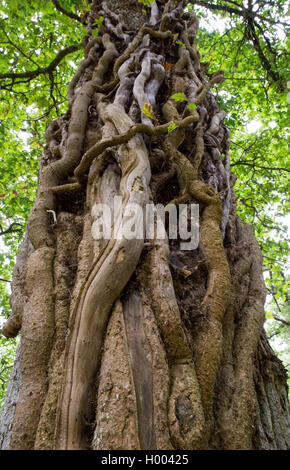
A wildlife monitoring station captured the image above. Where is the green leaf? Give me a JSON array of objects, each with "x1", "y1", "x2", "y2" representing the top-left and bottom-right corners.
[
  {"x1": 168, "y1": 122, "x2": 179, "y2": 133},
  {"x1": 138, "y1": 0, "x2": 154, "y2": 7},
  {"x1": 141, "y1": 102, "x2": 157, "y2": 121},
  {"x1": 171, "y1": 92, "x2": 188, "y2": 103}
]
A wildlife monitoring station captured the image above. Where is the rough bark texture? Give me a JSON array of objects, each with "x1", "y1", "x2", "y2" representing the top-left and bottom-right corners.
[{"x1": 0, "y1": 0, "x2": 289, "y2": 450}]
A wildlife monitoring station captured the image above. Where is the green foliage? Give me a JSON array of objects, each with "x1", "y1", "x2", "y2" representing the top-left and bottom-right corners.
[
  {"x1": 171, "y1": 92, "x2": 188, "y2": 102},
  {"x1": 265, "y1": 292, "x2": 290, "y2": 389},
  {"x1": 138, "y1": 0, "x2": 154, "y2": 7},
  {"x1": 141, "y1": 102, "x2": 158, "y2": 121},
  {"x1": 168, "y1": 122, "x2": 179, "y2": 133},
  {"x1": 92, "y1": 15, "x2": 104, "y2": 34},
  {"x1": 0, "y1": 335, "x2": 18, "y2": 408}
]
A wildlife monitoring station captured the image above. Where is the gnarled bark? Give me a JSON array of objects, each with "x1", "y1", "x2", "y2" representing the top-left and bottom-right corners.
[{"x1": 1, "y1": 0, "x2": 289, "y2": 450}]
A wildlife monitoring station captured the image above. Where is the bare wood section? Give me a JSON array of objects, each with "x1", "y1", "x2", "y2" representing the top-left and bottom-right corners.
[{"x1": 123, "y1": 292, "x2": 156, "y2": 450}]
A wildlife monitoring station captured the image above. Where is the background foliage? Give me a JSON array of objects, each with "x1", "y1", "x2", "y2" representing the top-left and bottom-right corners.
[{"x1": 0, "y1": 0, "x2": 289, "y2": 405}]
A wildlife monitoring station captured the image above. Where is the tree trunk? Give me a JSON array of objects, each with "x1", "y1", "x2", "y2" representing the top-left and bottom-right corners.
[{"x1": 0, "y1": 0, "x2": 289, "y2": 450}]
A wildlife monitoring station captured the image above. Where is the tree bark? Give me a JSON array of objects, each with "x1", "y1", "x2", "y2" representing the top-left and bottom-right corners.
[{"x1": 0, "y1": 0, "x2": 289, "y2": 450}]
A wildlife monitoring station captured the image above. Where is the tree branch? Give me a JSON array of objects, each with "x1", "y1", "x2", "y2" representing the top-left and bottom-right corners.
[
  {"x1": 0, "y1": 43, "x2": 83, "y2": 83},
  {"x1": 273, "y1": 315, "x2": 290, "y2": 327},
  {"x1": 246, "y1": 18, "x2": 280, "y2": 83},
  {"x1": 0, "y1": 222, "x2": 22, "y2": 236},
  {"x1": 231, "y1": 161, "x2": 290, "y2": 173},
  {"x1": 0, "y1": 28, "x2": 40, "y2": 68},
  {"x1": 51, "y1": 0, "x2": 85, "y2": 24},
  {"x1": 193, "y1": 1, "x2": 290, "y2": 27}
]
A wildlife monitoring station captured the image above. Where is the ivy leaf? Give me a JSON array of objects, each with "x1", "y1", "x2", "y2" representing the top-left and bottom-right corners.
[
  {"x1": 93, "y1": 16, "x2": 104, "y2": 27},
  {"x1": 171, "y1": 92, "x2": 188, "y2": 103},
  {"x1": 138, "y1": 0, "x2": 154, "y2": 7},
  {"x1": 168, "y1": 122, "x2": 179, "y2": 133},
  {"x1": 165, "y1": 62, "x2": 174, "y2": 71},
  {"x1": 176, "y1": 40, "x2": 185, "y2": 47},
  {"x1": 92, "y1": 16, "x2": 104, "y2": 35},
  {"x1": 172, "y1": 33, "x2": 179, "y2": 43},
  {"x1": 187, "y1": 103, "x2": 197, "y2": 110},
  {"x1": 141, "y1": 103, "x2": 157, "y2": 121}
]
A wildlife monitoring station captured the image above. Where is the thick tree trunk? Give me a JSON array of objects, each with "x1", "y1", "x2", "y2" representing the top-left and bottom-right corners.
[{"x1": 0, "y1": 0, "x2": 289, "y2": 450}]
